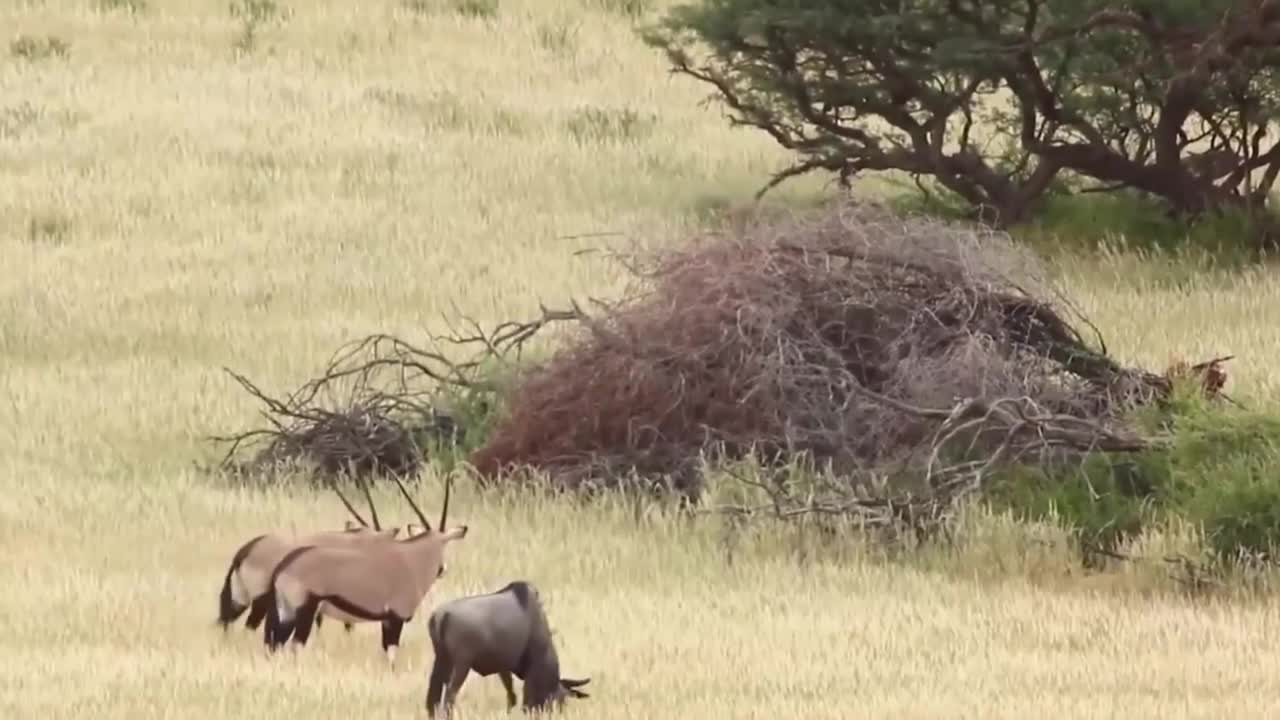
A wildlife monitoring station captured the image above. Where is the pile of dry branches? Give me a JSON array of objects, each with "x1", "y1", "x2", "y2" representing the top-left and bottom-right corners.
[
  {"x1": 467, "y1": 201, "x2": 1224, "y2": 512},
  {"x1": 211, "y1": 336, "x2": 452, "y2": 481},
  {"x1": 211, "y1": 309, "x2": 585, "y2": 483},
  {"x1": 210, "y1": 199, "x2": 1234, "y2": 540}
]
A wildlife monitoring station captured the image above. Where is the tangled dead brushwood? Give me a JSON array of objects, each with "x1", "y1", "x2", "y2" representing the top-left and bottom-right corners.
[
  {"x1": 210, "y1": 201, "x2": 1233, "y2": 536},
  {"x1": 467, "y1": 201, "x2": 1236, "y2": 533},
  {"x1": 209, "y1": 313, "x2": 585, "y2": 484}
]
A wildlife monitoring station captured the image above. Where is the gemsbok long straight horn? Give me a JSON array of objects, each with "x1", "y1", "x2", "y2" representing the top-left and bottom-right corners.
[
  {"x1": 424, "y1": 581, "x2": 591, "y2": 719},
  {"x1": 216, "y1": 477, "x2": 404, "y2": 635},
  {"x1": 263, "y1": 473, "x2": 468, "y2": 665}
]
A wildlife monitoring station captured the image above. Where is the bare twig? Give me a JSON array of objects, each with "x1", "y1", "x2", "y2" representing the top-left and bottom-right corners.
[{"x1": 208, "y1": 304, "x2": 591, "y2": 483}]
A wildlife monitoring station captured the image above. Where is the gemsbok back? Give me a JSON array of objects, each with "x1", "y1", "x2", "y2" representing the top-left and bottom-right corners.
[
  {"x1": 264, "y1": 473, "x2": 468, "y2": 665},
  {"x1": 424, "y1": 580, "x2": 591, "y2": 718},
  {"x1": 216, "y1": 479, "x2": 403, "y2": 636}
]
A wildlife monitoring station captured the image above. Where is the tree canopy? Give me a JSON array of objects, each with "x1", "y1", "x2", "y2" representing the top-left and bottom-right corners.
[{"x1": 644, "y1": 0, "x2": 1280, "y2": 227}]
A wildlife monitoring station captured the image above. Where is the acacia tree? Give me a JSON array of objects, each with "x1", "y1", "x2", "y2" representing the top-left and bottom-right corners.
[{"x1": 644, "y1": 0, "x2": 1280, "y2": 227}]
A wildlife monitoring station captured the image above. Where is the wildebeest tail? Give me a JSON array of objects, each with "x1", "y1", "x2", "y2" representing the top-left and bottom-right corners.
[{"x1": 217, "y1": 534, "x2": 266, "y2": 629}]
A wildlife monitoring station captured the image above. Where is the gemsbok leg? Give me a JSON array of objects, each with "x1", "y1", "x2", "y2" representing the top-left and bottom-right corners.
[
  {"x1": 288, "y1": 598, "x2": 322, "y2": 647},
  {"x1": 244, "y1": 596, "x2": 270, "y2": 631},
  {"x1": 381, "y1": 618, "x2": 406, "y2": 666},
  {"x1": 266, "y1": 592, "x2": 298, "y2": 651}
]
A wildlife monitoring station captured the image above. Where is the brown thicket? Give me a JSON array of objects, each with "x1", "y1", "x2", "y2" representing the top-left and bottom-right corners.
[{"x1": 468, "y1": 201, "x2": 1216, "y2": 501}]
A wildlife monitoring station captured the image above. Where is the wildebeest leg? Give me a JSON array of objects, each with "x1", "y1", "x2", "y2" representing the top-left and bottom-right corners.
[
  {"x1": 440, "y1": 664, "x2": 471, "y2": 718},
  {"x1": 498, "y1": 671, "x2": 517, "y2": 709},
  {"x1": 381, "y1": 618, "x2": 406, "y2": 667},
  {"x1": 290, "y1": 598, "x2": 321, "y2": 647},
  {"x1": 244, "y1": 595, "x2": 269, "y2": 631},
  {"x1": 425, "y1": 651, "x2": 452, "y2": 718}
]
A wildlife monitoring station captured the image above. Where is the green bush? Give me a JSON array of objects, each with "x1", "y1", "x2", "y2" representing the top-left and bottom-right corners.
[
  {"x1": 985, "y1": 391, "x2": 1280, "y2": 566},
  {"x1": 1185, "y1": 456, "x2": 1280, "y2": 563},
  {"x1": 421, "y1": 358, "x2": 519, "y2": 474},
  {"x1": 985, "y1": 453, "x2": 1168, "y2": 555},
  {"x1": 1165, "y1": 402, "x2": 1280, "y2": 562},
  {"x1": 1010, "y1": 192, "x2": 1277, "y2": 264}
]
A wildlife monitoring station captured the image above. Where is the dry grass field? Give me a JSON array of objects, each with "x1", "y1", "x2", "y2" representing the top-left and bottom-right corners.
[{"x1": 5, "y1": 1, "x2": 1280, "y2": 718}]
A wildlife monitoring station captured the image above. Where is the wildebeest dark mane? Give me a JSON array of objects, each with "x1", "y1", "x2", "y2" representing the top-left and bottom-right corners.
[
  {"x1": 502, "y1": 581, "x2": 563, "y2": 706},
  {"x1": 497, "y1": 580, "x2": 534, "y2": 610}
]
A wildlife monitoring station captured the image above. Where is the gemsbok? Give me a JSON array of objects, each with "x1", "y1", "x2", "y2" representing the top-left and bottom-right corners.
[
  {"x1": 263, "y1": 473, "x2": 468, "y2": 666},
  {"x1": 424, "y1": 580, "x2": 591, "y2": 718},
  {"x1": 216, "y1": 479, "x2": 403, "y2": 636}
]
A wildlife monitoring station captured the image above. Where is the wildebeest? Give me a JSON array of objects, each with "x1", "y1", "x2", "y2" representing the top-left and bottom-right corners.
[
  {"x1": 216, "y1": 479, "x2": 403, "y2": 635},
  {"x1": 264, "y1": 473, "x2": 468, "y2": 665},
  {"x1": 424, "y1": 580, "x2": 591, "y2": 718}
]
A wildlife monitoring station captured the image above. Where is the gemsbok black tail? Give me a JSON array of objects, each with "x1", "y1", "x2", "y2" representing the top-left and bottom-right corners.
[{"x1": 217, "y1": 534, "x2": 265, "y2": 630}]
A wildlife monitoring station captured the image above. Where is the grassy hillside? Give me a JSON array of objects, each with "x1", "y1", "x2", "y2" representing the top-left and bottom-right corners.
[{"x1": 4, "y1": 1, "x2": 1280, "y2": 718}]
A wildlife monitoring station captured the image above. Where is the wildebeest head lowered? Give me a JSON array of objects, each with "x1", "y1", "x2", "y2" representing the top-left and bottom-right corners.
[
  {"x1": 216, "y1": 478, "x2": 404, "y2": 634},
  {"x1": 425, "y1": 580, "x2": 591, "y2": 719},
  {"x1": 265, "y1": 473, "x2": 468, "y2": 665}
]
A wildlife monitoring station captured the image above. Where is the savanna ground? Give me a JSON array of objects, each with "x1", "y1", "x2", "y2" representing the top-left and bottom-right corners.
[{"x1": 5, "y1": 1, "x2": 1280, "y2": 718}]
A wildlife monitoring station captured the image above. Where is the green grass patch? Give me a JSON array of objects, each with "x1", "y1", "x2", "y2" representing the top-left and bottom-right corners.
[
  {"x1": 1014, "y1": 191, "x2": 1276, "y2": 262},
  {"x1": 986, "y1": 385, "x2": 1280, "y2": 567},
  {"x1": 883, "y1": 174, "x2": 1280, "y2": 269}
]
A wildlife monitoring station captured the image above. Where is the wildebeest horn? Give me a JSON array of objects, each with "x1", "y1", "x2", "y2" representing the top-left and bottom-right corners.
[
  {"x1": 438, "y1": 475, "x2": 451, "y2": 531},
  {"x1": 330, "y1": 480, "x2": 369, "y2": 528},
  {"x1": 389, "y1": 472, "x2": 432, "y2": 532},
  {"x1": 356, "y1": 476, "x2": 382, "y2": 531}
]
